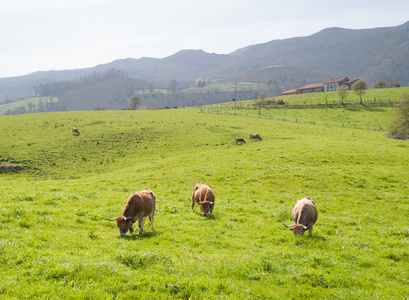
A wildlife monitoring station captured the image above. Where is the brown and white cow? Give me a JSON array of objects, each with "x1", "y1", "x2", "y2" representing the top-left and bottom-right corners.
[
  {"x1": 72, "y1": 127, "x2": 80, "y2": 135},
  {"x1": 284, "y1": 196, "x2": 318, "y2": 237},
  {"x1": 249, "y1": 133, "x2": 262, "y2": 141},
  {"x1": 235, "y1": 138, "x2": 246, "y2": 144},
  {"x1": 107, "y1": 188, "x2": 156, "y2": 236},
  {"x1": 191, "y1": 182, "x2": 215, "y2": 217}
]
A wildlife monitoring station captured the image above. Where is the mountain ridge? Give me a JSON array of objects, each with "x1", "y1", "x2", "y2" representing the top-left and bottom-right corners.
[{"x1": 1, "y1": 21, "x2": 408, "y2": 103}]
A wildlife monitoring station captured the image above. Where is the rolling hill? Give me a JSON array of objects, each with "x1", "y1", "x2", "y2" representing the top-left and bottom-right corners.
[
  {"x1": 0, "y1": 21, "x2": 408, "y2": 110},
  {"x1": 1, "y1": 107, "x2": 408, "y2": 298}
]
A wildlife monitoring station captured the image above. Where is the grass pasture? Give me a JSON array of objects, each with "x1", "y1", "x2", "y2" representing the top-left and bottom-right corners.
[{"x1": 1, "y1": 106, "x2": 409, "y2": 299}]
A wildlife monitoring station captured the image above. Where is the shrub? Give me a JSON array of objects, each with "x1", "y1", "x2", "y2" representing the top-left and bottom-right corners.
[
  {"x1": 386, "y1": 93, "x2": 409, "y2": 140},
  {"x1": 373, "y1": 79, "x2": 387, "y2": 89}
]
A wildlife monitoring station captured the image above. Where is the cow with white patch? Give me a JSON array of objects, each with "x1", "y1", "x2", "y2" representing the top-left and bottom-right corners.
[
  {"x1": 191, "y1": 182, "x2": 215, "y2": 217},
  {"x1": 72, "y1": 127, "x2": 80, "y2": 135},
  {"x1": 249, "y1": 133, "x2": 262, "y2": 141},
  {"x1": 284, "y1": 196, "x2": 318, "y2": 236},
  {"x1": 107, "y1": 188, "x2": 156, "y2": 236}
]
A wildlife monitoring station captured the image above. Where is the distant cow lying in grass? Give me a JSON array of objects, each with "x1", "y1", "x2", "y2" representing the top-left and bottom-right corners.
[
  {"x1": 284, "y1": 196, "x2": 318, "y2": 237},
  {"x1": 249, "y1": 133, "x2": 262, "y2": 141},
  {"x1": 235, "y1": 138, "x2": 246, "y2": 144},
  {"x1": 191, "y1": 182, "x2": 215, "y2": 217},
  {"x1": 107, "y1": 188, "x2": 156, "y2": 236},
  {"x1": 72, "y1": 127, "x2": 80, "y2": 135}
]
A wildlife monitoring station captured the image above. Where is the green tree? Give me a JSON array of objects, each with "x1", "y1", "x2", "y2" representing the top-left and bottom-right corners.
[
  {"x1": 352, "y1": 79, "x2": 368, "y2": 104},
  {"x1": 387, "y1": 93, "x2": 409, "y2": 139},
  {"x1": 129, "y1": 95, "x2": 141, "y2": 110},
  {"x1": 195, "y1": 78, "x2": 206, "y2": 87},
  {"x1": 373, "y1": 79, "x2": 387, "y2": 89},
  {"x1": 255, "y1": 93, "x2": 266, "y2": 115},
  {"x1": 388, "y1": 80, "x2": 401, "y2": 88},
  {"x1": 337, "y1": 84, "x2": 349, "y2": 104},
  {"x1": 197, "y1": 100, "x2": 206, "y2": 112}
]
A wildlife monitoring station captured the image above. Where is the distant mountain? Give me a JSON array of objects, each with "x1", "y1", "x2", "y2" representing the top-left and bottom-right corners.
[
  {"x1": 226, "y1": 21, "x2": 409, "y2": 84},
  {"x1": 1, "y1": 21, "x2": 408, "y2": 107}
]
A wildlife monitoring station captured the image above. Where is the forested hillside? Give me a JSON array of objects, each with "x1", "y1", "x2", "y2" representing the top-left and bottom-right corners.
[{"x1": 1, "y1": 22, "x2": 408, "y2": 112}]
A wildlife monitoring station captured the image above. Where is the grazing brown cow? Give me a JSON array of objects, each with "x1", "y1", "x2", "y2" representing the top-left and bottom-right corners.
[
  {"x1": 191, "y1": 182, "x2": 215, "y2": 217},
  {"x1": 284, "y1": 196, "x2": 318, "y2": 237},
  {"x1": 72, "y1": 127, "x2": 80, "y2": 135},
  {"x1": 249, "y1": 133, "x2": 262, "y2": 141},
  {"x1": 107, "y1": 188, "x2": 156, "y2": 236},
  {"x1": 235, "y1": 138, "x2": 246, "y2": 144}
]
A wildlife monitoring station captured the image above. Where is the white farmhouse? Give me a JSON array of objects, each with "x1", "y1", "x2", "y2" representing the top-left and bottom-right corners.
[{"x1": 324, "y1": 77, "x2": 358, "y2": 92}]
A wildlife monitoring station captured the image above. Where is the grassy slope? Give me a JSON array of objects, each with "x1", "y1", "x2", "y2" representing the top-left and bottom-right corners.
[
  {"x1": 1, "y1": 107, "x2": 409, "y2": 299},
  {"x1": 0, "y1": 97, "x2": 58, "y2": 115},
  {"x1": 275, "y1": 86, "x2": 409, "y2": 105}
]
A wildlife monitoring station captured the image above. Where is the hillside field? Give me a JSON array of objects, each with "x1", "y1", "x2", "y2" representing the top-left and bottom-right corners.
[{"x1": 1, "y1": 105, "x2": 409, "y2": 299}]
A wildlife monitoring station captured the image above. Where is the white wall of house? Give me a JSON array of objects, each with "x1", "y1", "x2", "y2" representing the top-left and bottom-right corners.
[{"x1": 324, "y1": 83, "x2": 339, "y2": 92}]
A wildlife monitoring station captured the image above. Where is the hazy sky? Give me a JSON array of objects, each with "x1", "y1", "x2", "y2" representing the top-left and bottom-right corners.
[{"x1": 1, "y1": 0, "x2": 408, "y2": 78}]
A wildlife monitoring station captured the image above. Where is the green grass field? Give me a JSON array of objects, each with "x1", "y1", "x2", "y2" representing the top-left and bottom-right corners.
[{"x1": 1, "y1": 103, "x2": 409, "y2": 299}]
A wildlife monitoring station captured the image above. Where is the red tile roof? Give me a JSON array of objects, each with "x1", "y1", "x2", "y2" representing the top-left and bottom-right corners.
[
  {"x1": 299, "y1": 83, "x2": 324, "y2": 90},
  {"x1": 324, "y1": 77, "x2": 349, "y2": 84},
  {"x1": 345, "y1": 78, "x2": 358, "y2": 84},
  {"x1": 281, "y1": 87, "x2": 298, "y2": 95}
]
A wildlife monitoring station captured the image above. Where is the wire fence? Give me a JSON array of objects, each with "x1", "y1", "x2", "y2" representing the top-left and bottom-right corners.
[{"x1": 201, "y1": 99, "x2": 396, "y2": 131}]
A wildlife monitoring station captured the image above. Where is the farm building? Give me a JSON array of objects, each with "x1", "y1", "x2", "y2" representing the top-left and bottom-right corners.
[
  {"x1": 281, "y1": 76, "x2": 358, "y2": 95},
  {"x1": 324, "y1": 77, "x2": 358, "y2": 92}
]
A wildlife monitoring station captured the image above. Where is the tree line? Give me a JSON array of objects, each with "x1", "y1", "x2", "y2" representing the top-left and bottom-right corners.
[
  {"x1": 5, "y1": 98, "x2": 67, "y2": 116},
  {"x1": 34, "y1": 69, "x2": 126, "y2": 97}
]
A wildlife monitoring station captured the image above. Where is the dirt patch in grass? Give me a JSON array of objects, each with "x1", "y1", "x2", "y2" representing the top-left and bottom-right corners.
[{"x1": 0, "y1": 162, "x2": 22, "y2": 172}]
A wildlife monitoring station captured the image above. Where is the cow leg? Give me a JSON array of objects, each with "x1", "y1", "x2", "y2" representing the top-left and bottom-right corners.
[
  {"x1": 149, "y1": 214, "x2": 155, "y2": 231},
  {"x1": 209, "y1": 204, "x2": 214, "y2": 217},
  {"x1": 191, "y1": 196, "x2": 195, "y2": 210},
  {"x1": 309, "y1": 225, "x2": 313, "y2": 237},
  {"x1": 138, "y1": 217, "x2": 145, "y2": 235}
]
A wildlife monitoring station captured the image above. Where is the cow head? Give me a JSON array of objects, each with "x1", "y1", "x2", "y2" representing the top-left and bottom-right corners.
[
  {"x1": 107, "y1": 216, "x2": 134, "y2": 236},
  {"x1": 284, "y1": 223, "x2": 308, "y2": 236},
  {"x1": 198, "y1": 201, "x2": 213, "y2": 217}
]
